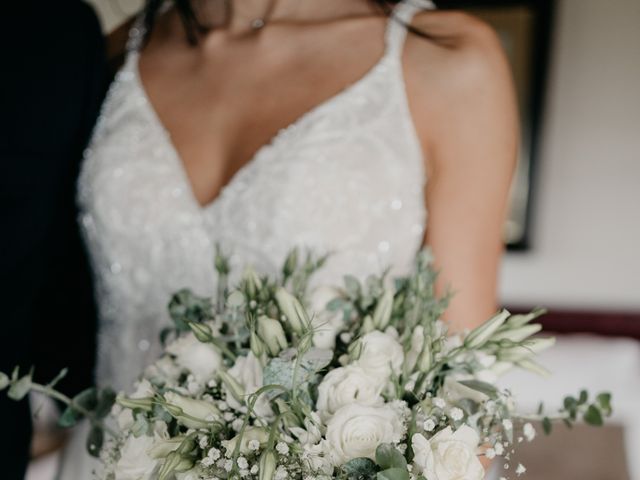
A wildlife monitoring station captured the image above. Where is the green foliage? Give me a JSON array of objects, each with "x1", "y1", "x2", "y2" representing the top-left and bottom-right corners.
[
  {"x1": 341, "y1": 458, "x2": 377, "y2": 479},
  {"x1": 168, "y1": 289, "x2": 214, "y2": 331},
  {"x1": 8, "y1": 372, "x2": 32, "y2": 401},
  {"x1": 375, "y1": 444, "x2": 407, "y2": 470},
  {"x1": 376, "y1": 468, "x2": 410, "y2": 480},
  {"x1": 458, "y1": 380, "x2": 499, "y2": 399},
  {"x1": 86, "y1": 425, "x2": 104, "y2": 457}
]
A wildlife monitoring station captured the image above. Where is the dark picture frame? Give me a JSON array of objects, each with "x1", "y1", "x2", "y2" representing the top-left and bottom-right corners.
[{"x1": 437, "y1": 0, "x2": 555, "y2": 249}]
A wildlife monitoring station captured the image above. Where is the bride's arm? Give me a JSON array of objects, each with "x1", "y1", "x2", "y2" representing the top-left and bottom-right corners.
[{"x1": 406, "y1": 12, "x2": 519, "y2": 332}]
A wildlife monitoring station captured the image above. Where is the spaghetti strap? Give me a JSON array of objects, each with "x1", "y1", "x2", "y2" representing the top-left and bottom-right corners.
[
  {"x1": 385, "y1": 0, "x2": 437, "y2": 57},
  {"x1": 125, "y1": 14, "x2": 147, "y2": 53}
]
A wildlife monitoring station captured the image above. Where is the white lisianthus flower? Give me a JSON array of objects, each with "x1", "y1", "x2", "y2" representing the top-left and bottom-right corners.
[
  {"x1": 441, "y1": 377, "x2": 490, "y2": 405},
  {"x1": 114, "y1": 435, "x2": 158, "y2": 480},
  {"x1": 166, "y1": 332, "x2": 222, "y2": 382},
  {"x1": 412, "y1": 426, "x2": 484, "y2": 480},
  {"x1": 225, "y1": 352, "x2": 273, "y2": 417},
  {"x1": 147, "y1": 436, "x2": 185, "y2": 459},
  {"x1": 308, "y1": 286, "x2": 346, "y2": 349},
  {"x1": 164, "y1": 392, "x2": 220, "y2": 429},
  {"x1": 300, "y1": 440, "x2": 334, "y2": 476},
  {"x1": 316, "y1": 365, "x2": 385, "y2": 420},
  {"x1": 289, "y1": 411, "x2": 324, "y2": 446},
  {"x1": 325, "y1": 404, "x2": 405, "y2": 465},
  {"x1": 354, "y1": 331, "x2": 404, "y2": 377},
  {"x1": 224, "y1": 427, "x2": 269, "y2": 455}
]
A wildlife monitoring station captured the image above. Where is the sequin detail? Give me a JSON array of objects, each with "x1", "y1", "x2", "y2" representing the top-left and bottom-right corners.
[{"x1": 78, "y1": 0, "x2": 433, "y2": 391}]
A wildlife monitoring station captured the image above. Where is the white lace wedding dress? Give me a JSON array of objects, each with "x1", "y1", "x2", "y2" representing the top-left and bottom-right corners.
[{"x1": 58, "y1": 0, "x2": 433, "y2": 477}]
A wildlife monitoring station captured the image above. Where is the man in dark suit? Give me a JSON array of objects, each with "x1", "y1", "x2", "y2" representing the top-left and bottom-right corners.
[{"x1": 0, "y1": 1, "x2": 106, "y2": 477}]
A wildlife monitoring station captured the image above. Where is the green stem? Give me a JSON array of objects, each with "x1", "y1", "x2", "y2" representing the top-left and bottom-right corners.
[{"x1": 29, "y1": 383, "x2": 119, "y2": 438}]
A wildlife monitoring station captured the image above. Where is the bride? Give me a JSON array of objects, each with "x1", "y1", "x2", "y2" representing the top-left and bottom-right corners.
[{"x1": 59, "y1": 0, "x2": 517, "y2": 476}]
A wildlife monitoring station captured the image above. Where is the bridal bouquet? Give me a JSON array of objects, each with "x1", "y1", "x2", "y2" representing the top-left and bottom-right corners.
[{"x1": 1, "y1": 249, "x2": 612, "y2": 480}]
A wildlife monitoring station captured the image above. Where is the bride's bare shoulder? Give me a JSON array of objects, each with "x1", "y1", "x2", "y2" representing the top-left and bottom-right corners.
[
  {"x1": 403, "y1": 10, "x2": 518, "y2": 162},
  {"x1": 405, "y1": 10, "x2": 512, "y2": 93}
]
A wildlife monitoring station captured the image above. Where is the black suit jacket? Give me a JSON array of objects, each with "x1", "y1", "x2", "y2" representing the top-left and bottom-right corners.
[{"x1": 0, "y1": 1, "x2": 106, "y2": 477}]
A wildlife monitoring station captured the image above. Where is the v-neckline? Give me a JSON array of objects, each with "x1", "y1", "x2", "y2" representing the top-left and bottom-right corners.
[{"x1": 130, "y1": 47, "x2": 394, "y2": 213}]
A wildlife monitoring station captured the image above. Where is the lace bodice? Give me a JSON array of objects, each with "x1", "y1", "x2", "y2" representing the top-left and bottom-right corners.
[{"x1": 78, "y1": 0, "x2": 433, "y2": 391}]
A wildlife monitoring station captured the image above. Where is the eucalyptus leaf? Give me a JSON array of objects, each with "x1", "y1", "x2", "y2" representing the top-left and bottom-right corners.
[
  {"x1": 131, "y1": 413, "x2": 151, "y2": 437},
  {"x1": 86, "y1": 425, "x2": 104, "y2": 457},
  {"x1": 73, "y1": 388, "x2": 99, "y2": 411},
  {"x1": 95, "y1": 388, "x2": 117, "y2": 419},
  {"x1": 327, "y1": 297, "x2": 347, "y2": 312},
  {"x1": 0, "y1": 372, "x2": 10, "y2": 391},
  {"x1": 584, "y1": 405, "x2": 604, "y2": 426},
  {"x1": 377, "y1": 468, "x2": 410, "y2": 480},
  {"x1": 342, "y1": 457, "x2": 377, "y2": 478},
  {"x1": 376, "y1": 444, "x2": 407, "y2": 470},
  {"x1": 8, "y1": 374, "x2": 32, "y2": 401},
  {"x1": 596, "y1": 392, "x2": 612, "y2": 415},
  {"x1": 59, "y1": 406, "x2": 83, "y2": 428},
  {"x1": 542, "y1": 417, "x2": 552, "y2": 435},
  {"x1": 344, "y1": 275, "x2": 361, "y2": 298}
]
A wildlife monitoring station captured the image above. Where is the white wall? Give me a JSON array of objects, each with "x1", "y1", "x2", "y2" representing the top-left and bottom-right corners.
[{"x1": 500, "y1": 0, "x2": 640, "y2": 310}]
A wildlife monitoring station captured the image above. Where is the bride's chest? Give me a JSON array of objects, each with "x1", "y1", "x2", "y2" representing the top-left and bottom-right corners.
[{"x1": 78, "y1": 62, "x2": 427, "y2": 274}]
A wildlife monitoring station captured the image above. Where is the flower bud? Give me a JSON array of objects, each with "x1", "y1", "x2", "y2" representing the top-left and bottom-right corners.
[
  {"x1": 491, "y1": 324, "x2": 542, "y2": 343},
  {"x1": 372, "y1": 288, "x2": 394, "y2": 329},
  {"x1": 283, "y1": 248, "x2": 299, "y2": 277},
  {"x1": 227, "y1": 290, "x2": 246, "y2": 308},
  {"x1": 158, "y1": 451, "x2": 194, "y2": 480},
  {"x1": 163, "y1": 392, "x2": 220, "y2": 429},
  {"x1": 257, "y1": 316, "x2": 288, "y2": 356},
  {"x1": 243, "y1": 266, "x2": 263, "y2": 298},
  {"x1": 275, "y1": 287, "x2": 309, "y2": 335},
  {"x1": 188, "y1": 322, "x2": 213, "y2": 343},
  {"x1": 116, "y1": 394, "x2": 154, "y2": 412},
  {"x1": 464, "y1": 309, "x2": 510, "y2": 349},
  {"x1": 498, "y1": 337, "x2": 556, "y2": 362},
  {"x1": 275, "y1": 398, "x2": 300, "y2": 429},
  {"x1": 416, "y1": 337, "x2": 432, "y2": 373},
  {"x1": 360, "y1": 315, "x2": 375, "y2": 335},
  {"x1": 148, "y1": 437, "x2": 185, "y2": 459},
  {"x1": 219, "y1": 370, "x2": 245, "y2": 402},
  {"x1": 226, "y1": 427, "x2": 270, "y2": 455},
  {"x1": 259, "y1": 450, "x2": 277, "y2": 480},
  {"x1": 250, "y1": 330, "x2": 265, "y2": 357}
]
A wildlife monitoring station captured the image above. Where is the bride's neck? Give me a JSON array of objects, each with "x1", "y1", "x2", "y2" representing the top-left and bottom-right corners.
[{"x1": 193, "y1": 0, "x2": 374, "y2": 33}]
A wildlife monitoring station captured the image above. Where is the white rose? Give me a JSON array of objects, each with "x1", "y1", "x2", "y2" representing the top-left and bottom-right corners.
[
  {"x1": 225, "y1": 352, "x2": 273, "y2": 417},
  {"x1": 309, "y1": 286, "x2": 346, "y2": 349},
  {"x1": 412, "y1": 426, "x2": 484, "y2": 480},
  {"x1": 164, "y1": 392, "x2": 220, "y2": 429},
  {"x1": 354, "y1": 331, "x2": 404, "y2": 377},
  {"x1": 325, "y1": 404, "x2": 405, "y2": 465},
  {"x1": 316, "y1": 365, "x2": 384, "y2": 420},
  {"x1": 166, "y1": 332, "x2": 222, "y2": 382},
  {"x1": 114, "y1": 435, "x2": 158, "y2": 480}
]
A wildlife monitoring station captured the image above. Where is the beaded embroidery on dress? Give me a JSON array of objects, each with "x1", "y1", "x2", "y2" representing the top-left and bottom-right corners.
[
  {"x1": 80, "y1": 0, "x2": 432, "y2": 392},
  {"x1": 59, "y1": 1, "x2": 434, "y2": 477}
]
